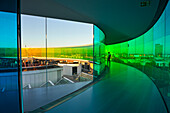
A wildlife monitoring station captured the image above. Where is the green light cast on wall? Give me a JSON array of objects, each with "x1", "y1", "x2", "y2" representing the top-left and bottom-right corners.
[
  {"x1": 93, "y1": 25, "x2": 106, "y2": 77},
  {"x1": 106, "y1": 1, "x2": 170, "y2": 110}
]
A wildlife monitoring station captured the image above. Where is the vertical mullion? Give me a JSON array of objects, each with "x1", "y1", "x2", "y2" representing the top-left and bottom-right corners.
[
  {"x1": 45, "y1": 17, "x2": 48, "y2": 87},
  {"x1": 17, "y1": 0, "x2": 23, "y2": 112}
]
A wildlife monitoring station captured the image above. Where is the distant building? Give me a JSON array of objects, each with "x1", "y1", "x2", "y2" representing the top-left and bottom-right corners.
[{"x1": 155, "y1": 44, "x2": 163, "y2": 57}]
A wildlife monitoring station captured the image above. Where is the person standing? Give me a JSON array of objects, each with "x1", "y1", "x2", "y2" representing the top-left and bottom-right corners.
[{"x1": 107, "y1": 52, "x2": 111, "y2": 66}]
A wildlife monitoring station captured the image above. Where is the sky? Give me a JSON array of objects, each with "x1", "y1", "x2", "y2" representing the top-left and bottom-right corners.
[
  {"x1": 0, "y1": 11, "x2": 17, "y2": 48},
  {"x1": 21, "y1": 14, "x2": 93, "y2": 48},
  {"x1": 1, "y1": 4, "x2": 170, "y2": 55}
]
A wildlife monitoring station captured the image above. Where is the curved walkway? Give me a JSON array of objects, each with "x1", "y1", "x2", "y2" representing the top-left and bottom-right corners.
[{"x1": 46, "y1": 62, "x2": 167, "y2": 113}]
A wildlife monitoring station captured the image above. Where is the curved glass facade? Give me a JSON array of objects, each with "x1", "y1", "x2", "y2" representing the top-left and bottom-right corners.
[
  {"x1": 0, "y1": 0, "x2": 22, "y2": 112},
  {"x1": 93, "y1": 25, "x2": 106, "y2": 77},
  {"x1": 1, "y1": 0, "x2": 169, "y2": 112},
  {"x1": 106, "y1": 1, "x2": 170, "y2": 110}
]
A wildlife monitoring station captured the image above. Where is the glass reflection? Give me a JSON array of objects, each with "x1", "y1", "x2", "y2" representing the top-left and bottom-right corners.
[
  {"x1": 93, "y1": 25, "x2": 106, "y2": 77},
  {"x1": 21, "y1": 15, "x2": 93, "y2": 112},
  {"x1": 106, "y1": 1, "x2": 170, "y2": 111},
  {"x1": 0, "y1": 11, "x2": 20, "y2": 113}
]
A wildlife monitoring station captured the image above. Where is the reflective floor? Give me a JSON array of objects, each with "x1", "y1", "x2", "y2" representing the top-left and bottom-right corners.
[
  {"x1": 46, "y1": 62, "x2": 168, "y2": 113},
  {"x1": 23, "y1": 81, "x2": 91, "y2": 112}
]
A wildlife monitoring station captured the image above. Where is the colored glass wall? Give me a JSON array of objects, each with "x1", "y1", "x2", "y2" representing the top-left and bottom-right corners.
[
  {"x1": 93, "y1": 25, "x2": 106, "y2": 78},
  {"x1": 106, "y1": 1, "x2": 170, "y2": 111},
  {"x1": 22, "y1": 46, "x2": 93, "y2": 61},
  {"x1": 21, "y1": 14, "x2": 93, "y2": 112},
  {"x1": 0, "y1": 2, "x2": 21, "y2": 113}
]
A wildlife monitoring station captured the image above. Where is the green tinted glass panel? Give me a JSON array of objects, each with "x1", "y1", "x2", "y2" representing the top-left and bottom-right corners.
[
  {"x1": 93, "y1": 25, "x2": 106, "y2": 77},
  {"x1": 105, "y1": 1, "x2": 170, "y2": 111}
]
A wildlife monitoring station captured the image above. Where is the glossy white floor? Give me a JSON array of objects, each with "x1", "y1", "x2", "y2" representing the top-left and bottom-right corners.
[{"x1": 46, "y1": 62, "x2": 167, "y2": 113}]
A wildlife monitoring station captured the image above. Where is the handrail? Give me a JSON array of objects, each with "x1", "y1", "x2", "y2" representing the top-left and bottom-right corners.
[
  {"x1": 55, "y1": 77, "x2": 64, "y2": 85},
  {"x1": 63, "y1": 77, "x2": 74, "y2": 83},
  {"x1": 40, "y1": 80, "x2": 55, "y2": 87},
  {"x1": 23, "y1": 84, "x2": 31, "y2": 89},
  {"x1": 75, "y1": 72, "x2": 82, "y2": 81}
]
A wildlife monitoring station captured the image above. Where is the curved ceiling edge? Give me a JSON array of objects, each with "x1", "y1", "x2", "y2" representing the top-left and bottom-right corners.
[
  {"x1": 21, "y1": 0, "x2": 168, "y2": 45},
  {"x1": 105, "y1": 0, "x2": 169, "y2": 45}
]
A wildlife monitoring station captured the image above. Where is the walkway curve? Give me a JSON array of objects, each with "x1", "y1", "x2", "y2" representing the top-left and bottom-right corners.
[{"x1": 46, "y1": 62, "x2": 167, "y2": 113}]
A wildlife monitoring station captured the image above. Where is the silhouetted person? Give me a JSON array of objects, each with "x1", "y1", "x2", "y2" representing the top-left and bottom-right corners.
[{"x1": 107, "y1": 52, "x2": 111, "y2": 66}]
